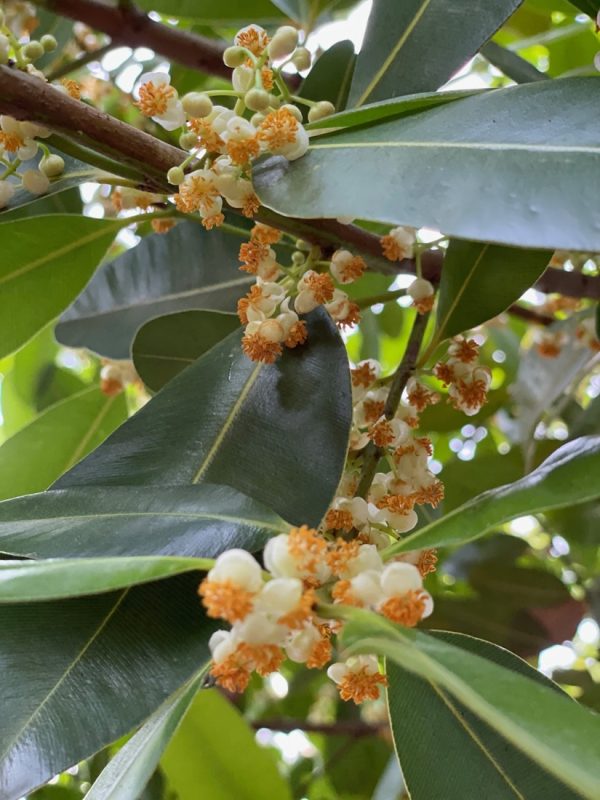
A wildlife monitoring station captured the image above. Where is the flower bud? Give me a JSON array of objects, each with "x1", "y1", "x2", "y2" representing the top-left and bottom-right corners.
[
  {"x1": 181, "y1": 92, "x2": 212, "y2": 118},
  {"x1": 407, "y1": 278, "x2": 434, "y2": 302},
  {"x1": 39, "y1": 154, "x2": 65, "y2": 178},
  {"x1": 244, "y1": 88, "x2": 270, "y2": 112},
  {"x1": 291, "y1": 251, "x2": 305, "y2": 266},
  {"x1": 22, "y1": 41, "x2": 45, "y2": 61},
  {"x1": 308, "y1": 100, "x2": 336, "y2": 122},
  {"x1": 291, "y1": 47, "x2": 311, "y2": 71},
  {"x1": 250, "y1": 112, "x2": 266, "y2": 127},
  {"x1": 40, "y1": 34, "x2": 58, "y2": 52},
  {"x1": 179, "y1": 131, "x2": 197, "y2": 150},
  {"x1": 223, "y1": 45, "x2": 247, "y2": 68},
  {"x1": 268, "y1": 26, "x2": 299, "y2": 61},
  {"x1": 232, "y1": 64, "x2": 254, "y2": 93},
  {"x1": 280, "y1": 103, "x2": 303, "y2": 122},
  {"x1": 167, "y1": 166, "x2": 185, "y2": 185},
  {"x1": 22, "y1": 169, "x2": 50, "y2": 195},
  {"x1": 260, "y1": 319, "x2": 285, "y2": 343},
  {"x1": 0, "y1": 181, "x2": 15, "y2": 209}
]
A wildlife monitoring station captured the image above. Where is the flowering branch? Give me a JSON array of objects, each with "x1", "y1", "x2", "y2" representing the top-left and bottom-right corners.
[{"x1": 0, "y1": 65, "x2": 598, "y2": 300}]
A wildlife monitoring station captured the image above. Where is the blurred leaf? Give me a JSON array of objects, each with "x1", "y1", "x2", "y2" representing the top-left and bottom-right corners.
[
  {"x1": 469, "y1": 563, "x2": 571, "y2": 607},
  {"x1": 254, "y1": 79, "x2": 600, "y2": 251},
  {"x1": 347, "y1": 0, "x2": 521, "y2": 105},
  {"x1": 481, "y1": 40, "x2": 548, "y2": 82},
  {"x1": 387, "y1": 631, "x2": 583, "y2": 799},
  {"x1": 0, "y1": 484, "x2": 284, "y2": 560},
  {"x1": 1, "y1": 186, "x2": 83, "y2": 220},
  {"x1": 301, "y1": 40, "x2": 356, "y2": 114},
  {"x1": 0, "y1": 573, "x2": 215, "y2": 800},
  {"x1": 433, "y1": 240, "x2": 550, "y2": 347},
  {"x1": 134, "y1": 0, "x2": 284, "y2": 22},
  {"x1": 388, "y1": 435, "x2": 600, "y2": 553},
  {"x1": 57, "y1": 221, "x2": 252, "y2": 359},
  {"x1": 0, "y1": 215, "x2": 121, "y2": 357},
  {"x1": 442, "y1": 449, "x2": 525, "y2": 511},
  {"x1": 0, "y1": 387, "x2": 127, "y2": 500},
  {"x1": 566, "y1": 1, "x2": 598, "y2": 15},
  {"x1": 56, "y1": 313, "x2": 352, "y2": 528},
  {"x1": 132, "y1": 310, "x2": 239, "y2": 392},
  {"x1": 161, "y1": 689, "x2": 292, "y2": 800},
  {"x1": 324, "y1": 733, "x2": 390, "y2": 798},
  {"x1": 84, "y1": 673, "x2": 204, "y2": 800}
]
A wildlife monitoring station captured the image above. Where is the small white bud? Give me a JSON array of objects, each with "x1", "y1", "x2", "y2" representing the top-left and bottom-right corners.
[
  {"x1": 22, "y1": 41, "x2": 45, "y2": 60},
  {"x1": 407, "y1": 278, "x2": 434, "y2": 302},
  {"x1": 232, "y1": 64, "x2": 254, "y2": 93},
  {"x1": 167, "y1": 166, "x2": 185, "y2": 185},
  {"x1": 291, "y1": 47, "x2": 311, "y2": 71},
  {"x1": 181, "y1": 92, "x2": 213, "y2": 118},
  {"x1": 268, "y1": 26, "x2": 299, "y2": 61},
  {"x1": 179, "y1": 131, "x2": 197, "y2": 150},
  {"x1": 40, "y1": 34, "x2": 58, "y2": 52},
  {"x1": 21, "y1": 169, "x2": 50, "y2": 195},
  {"x1": 250, "y1": 112, "x2": 266, "y2": 127},
  {"x1": 0, "y1": 181, "x2": 15, "y2": 209},
  {"x1": 244, "y1": 88, "x2": 270, "y2": 112},
  {"x1": 223, "y1": 46, "x2": 247, "y2": 68},
  {"x1": 308, "y1": 100, "x2": 336, "y2": 123},
  {"x1": 39, "y1": 154, "x2": 65, "y2": 178}
]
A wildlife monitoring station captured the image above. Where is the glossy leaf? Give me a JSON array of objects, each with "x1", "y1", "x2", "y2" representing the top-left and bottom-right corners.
[
  {"x1": 254, "y1": 79, "x2": 600, "y2": 251},
  {"x1": 347, "y1": 0, "x2": 522, "y2": 106},
  {"x1": 83, "y1": 673, "x2": 204, "y2": 800},
  {"x1": 341, "y1": 612, "x2": 600, "y2": 799},
  {"x1": 300, "y1": 40, "x2": 356, "y2": 114},
  {"x1": 0, "y1": 557, "x2": 216, "y2": 602},
  {"x1": 0, "y1": 386, "x2": 127, "y2": 501},
  {"x1": 1, "y1": 186, "x2": 83, "y2": 220},
  {"x1": 481, "y1": 41, "x2": 548, "y2": 82},
  {"x1": 387, "y1": 631, "x2": 582, "y2": 799},
  {"x1": 386, "y1": 435, "x2": 600, "y2": 554},
  {"x1": 56, "y1": 221, "x2": 252, "y2": 359},
  {"x1": 0, "y1": 215, "x2": 121, "y2": 357},
  {"x1": 0, "y1": 574, "x2": 215, "y2": 800},
  {"x1": 0, "y1": 484, "x2": 286, "y2": 559},
  {"x1": 433, "y1": 240, "x2": 550, "y2": 346},
  {"x1": 161, "y1": 689, "x2": 292, "y2": 800},
  {"x1": 56, "y1": 313, "x2": 352, "y2": 528},
  {"x1": 132, "y1": 310, "x2": 239, "y2": 392}
]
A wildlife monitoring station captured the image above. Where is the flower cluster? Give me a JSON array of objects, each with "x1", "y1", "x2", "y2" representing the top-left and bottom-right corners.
[
  {"x1": 237, "y1": 224, "x2": 364, "y2": 363},
  {"x1": 433, "y1": 336, "x2": 491, "y2": 416},
  {"x1": 99, "y1": 358, "x2": 140, "y2": 397}
]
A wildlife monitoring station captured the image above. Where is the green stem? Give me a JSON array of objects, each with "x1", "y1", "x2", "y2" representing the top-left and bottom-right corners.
[
  {"x1": 45, "y1": 133, "x2": 148, "y2": 183},
  {"x1": 0, "y1": 157, "x2": 21, "y2": 181},
  {"x1": 290, "y1": 93, "x2": 318, "y2": 107}
]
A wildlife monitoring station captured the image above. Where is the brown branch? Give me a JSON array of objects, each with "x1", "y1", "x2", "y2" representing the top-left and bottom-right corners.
[
  {"x1": 36, "y1": 0, "x2": 231, "y2": 78},
  {"x1": 251, "y1": 718, "x2": 386, "y2": 737},
  {"x1": 1, "y1": 64, "x2": 599, "y2": 302},
  {"x1": 507, "y1": 304, "x2": 554, "y2": 326}
]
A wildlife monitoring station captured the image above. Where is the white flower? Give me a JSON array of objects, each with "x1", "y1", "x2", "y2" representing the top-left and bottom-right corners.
[
  {"x1": 232, "y1": 65, "x2": 254, "y2": 93},
  {"x1": 207, "y1": 548, "x2": 263, "y2": 592},
  {"x1": 209, "y1": 629, "x2": 237, "y2": 663},
  {"x1": 286, "y1": 624, "x2": 321, "y2": 663},
  {"x1": 329, "y1": 496, "x2": 370, "y2": 533},
  {"x1": 369, "y1": 503, "x2": 418, "y2": 534},
  {"x1": 325, "y1": 288, "x2": 351, "y2": 321},
  {"x1": 21, "y1": 168, "x2": 50, "y2": 195},
  {"x1": 407, "y1": 278, "x2": 434, "y2": 302},
  {"x1": 379, "y1": 562, "x2": 433, "y2": 619},
  {"x1": 255, "y1": 577, "x2": 303, "y2": 617},
  {"x1": 0, "y1": 181, "x2": 15, "y2": 209},
  {"x1": 136, "y1": 72, "x2": 185, "y2": 131},
  {"x1": 0, "y1": 115, "x2": 42, "y2": 160},
  {"x1": 233, "y1": 611, "x2": 288, "y2": 646}
]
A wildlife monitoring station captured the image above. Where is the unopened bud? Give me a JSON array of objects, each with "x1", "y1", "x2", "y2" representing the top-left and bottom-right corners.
[
  {"x1": 295, "y1": 239, "x2": 310, "y2": 251},
  {"x1": 291, "y1": 251, "x2": 305, "y2": 265},
  {"x1": 22, "y1": 41, "x2": 45, "y2": 60},
  {"x1": 308, "y1": 100, "x2": 336, "y2": 122},
  {"x1": 39, "y1": 154, "x2": 65, "y2": 177},
  {"x1": 182, "y1": 92, "x2": 212, "y2": 118},
  {"x1": 179, "y1": 131, "x2": 197, "y2": 149},
  {"x1": 268, "y1": 26, "x2": 299, "y2": 61},
  {"x1": 244, "y1": 88, "x2": 270, "y2": 112},
  {"x1": 407, "y1": 278, "x2": 434, "y2": 302},
  {"x1": 22, "y1": 169, "x2": 50, "y2": 195},
  {"x1": 232, "y1": 64, "x2": 254, "y2": 93},
  {"x1": 167, "y1": 166, "x2": 185, "y2": 185},
  {"x1": 280, "y1": 103, "x2": 302, "y2": 122},
  {"x1": 291, "y1": 47, "x2": 311, "y2": 71},
  {"x1": 223, "y1": 46, "x2": 247, "y2": 68},
  {"x1": 260, "y1": 319, "x2": 285, "y2": 343},
  {"x1": 40, "y1": 34, "x2": 58, "y2": 52},
  {"x1": 267, "y1": 94, "x2": 281, "y2": 109},
  {"x1": 250, "y1": 112, "x2": 266, "y2": 127}
]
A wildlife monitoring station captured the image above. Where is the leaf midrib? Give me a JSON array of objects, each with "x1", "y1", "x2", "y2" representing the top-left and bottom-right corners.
[{"x1": 309, "y1": 141, "x2": 600, "y2": 154}]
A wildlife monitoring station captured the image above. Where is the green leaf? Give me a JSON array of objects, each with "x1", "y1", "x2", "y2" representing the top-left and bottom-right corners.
[
  {"x1": 0, "y1": 386, "x2": 127, "y2": 500},
  {"x1": 387, "y1": 631, "x2": 583, "y2": 799},
  {"x1": 566, "y1": 1, "x2": 597, "y2": 17},
  {"x1": 1, "y1": 186, "x2": 83, "y2": 220},
  {"x1": 56, "y1": 221, "x2": 252, "y2": 359},
  {"x1": 341, "y1": 612, "x2": 600, "y2": 799},
  {"x1": 300, "y1": 40, "x2": 356, "y2": 114},
  {"x1": 254, "y1": 79, "x2": 600, "y2": 250},
  {"x1": 0, "y1": 215, "x2": 121, "y2": 357},
  {"x1": 161, "y1": 689, "x2": 292, "y2": 800},
  {"x1": 85, "y1": 673, "x2": 204, "y2": 800},
  {"x1": 135, "y1": 0, "x2": 284, "y2": 22},
  {"x1": 0, "y1": 556, "x2": 215, "y2": 602},
  {"x1": 347, "y1": 0, "x2": 522, "y2": 106},
  {"x1": 56, "y1": 314, "x2": 352, "y2": 528},
  {"x1": 385, "y1": 435, "x2": 600, "y2": 554},
  {"x1": 132, "y1": 310, "x2": 239, "y2": 392},
  {"x1": 432, "y1": 240, "x2": 550, "y2": 347},
  {"x1": 307, "y1": 89, "x2": 481, "y2": 131},
  {"x1": 0, "y1": 484, "x2": 285, "y2": 559},
  {"x1": 0, "y1": 574, "x2": 215, "y2": 800},
  {"x1": 481, "y1": 41, "x2": 548, "y2": 83}
]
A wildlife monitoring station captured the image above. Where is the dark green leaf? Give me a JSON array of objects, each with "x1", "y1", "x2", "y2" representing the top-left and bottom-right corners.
[
  {"x1": 566, "y1": 1, "x2": 597, "y2": 17},
  {"x1": 0, "y1": 484, "x2": 285, "y2": 559},
  {"x1": 386, "y1": 435, "x2": 600, "y2": 554},
  {"x1": 387, "y1": 631, "x2": 582, "y2": 799},
  {"x1": 0, "y1": 574, "x2": 215, "y2": 800},
  {"x1": 300, "y1": 40, "x2": 356, "y2": 114},
  {"x1": 161, "y1": 689, "x2": 292, "y2": 799},
  {"x1": 132, "y1": 310, "x2": 239, "y2": 392},
  {"x1": 481, "y1": 41, "x2": 548, "y2": 82},
  {"x1": 56, "y1": 313, "x2": 352, "y2": 528},
  {"x1": 433, "y1": 240, "x2": 550, "y2": 346},
  {"x1": 0, "y1": 386, "x2": 127, "y2": 500},
  {"x1": 56, "y1": 221, "x2": 252, "y2": 359},
  {"x1": 0, "y1": 215, "x2": 121, "y2": 357},
  {"x1": 135, "y1": 0, "x2": 284, "y2": 22},
  {"x1": 347, "y1": 0, "x2": 522, "y2": 106},
  {"x1": 254, "y1": 79, "x2": 600, "y2": 250}
]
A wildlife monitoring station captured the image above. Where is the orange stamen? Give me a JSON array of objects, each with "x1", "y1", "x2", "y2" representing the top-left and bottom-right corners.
[
  {"x1": 417, "y1": 548, "x2": 438, "y2": 577},
  {"x1": 284, "y1": 320, "x2": 308, "y2": 349},
  {"x1": 241, "y1": 331, "x2": 282, "y2": 363},
  {"x1": 198, "y1": 578, "x2": 254, "y2": 623},
  {"x1": 380, "y1": 589, "x2": 427, "y2": 627},
  {"x1": 288, "y1": 525, "x2": 328, "y2": 579},
  {"x1": 327, "y1": 538, "x2": 361, "y2": 574},
  {"x1": 136, "y1": 80, "x2": 176, "y2": 117},
  {"x1": 278, "y1": 589, "x2": 315, "y2": 630},
  {"x1": 258, "y1": 108, "x2": 299, "y2": 150},
  {"x1": 351, "y1": 362, "x2": 377, "y2": 388},
  {"x1": 251, "y1": 222, "x2": 281, "y2": 245},
  {"x1": 369, "y1": 418, "x2": 395, "y2": 447},
  {"x1": 338, "y1": 667, "x2": 388, "y2": 704}
]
